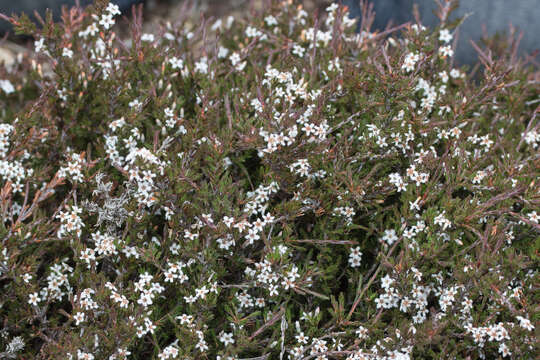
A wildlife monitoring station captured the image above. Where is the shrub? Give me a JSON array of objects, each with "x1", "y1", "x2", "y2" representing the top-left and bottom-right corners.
[{"x1": 0, "y1": 1, "x2": 538, "y2": 359}]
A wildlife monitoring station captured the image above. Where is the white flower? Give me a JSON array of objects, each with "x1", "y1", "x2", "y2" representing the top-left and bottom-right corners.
[
  {"x1": 411, "y1": 24, "x2": 426, "y2": 33},
  {"x1": 28, "y1": 292, "x2": 40, "y2": 306},
  {"x1": 381, "y1": 229, "x2": 398, "y2": 246},
  {"x1": 195, "y1": 286, "x2": 209, "y2": 300},
  {"x1": 218, "y1": 46, "x2": 229, "y2": 58},
  {"x1": 439, "y1": 29, "x2": 453, "y2": 43},
  {"x1": 528, "y1": 211, "x2": 539, "y2": 224},
  {"x1": 99, "y1": 13, "x2": 115, "y2": 30},
  {"x1": 0, "y1": 79, "x2": 15, "y2": 94},
  {"x1": 62, "y1": 48, "x2": 73, "y2": 58},
  {"x1": 389, "y1": 172, "x2": 407, "y2": 192},
  {"x1": 245, "y1": 26, "x2": 267, "y2": 40},
  {"x1": 73, "y1": 312, "x2": 85, "y2": 325},
  {"x1": 222, "y1": 216, "x2": 234, "y2": 228},
  {"x1": 169, "y1": 57, "x2": 184, "y2": 70},
  {"x1": 158, "y1": 344, "x2": 179, "y2": 359},
  {"x1": 128, "y1": 99, "x2": 142, "y2": 110},
  {"x1": 409, "y1": 197, "x2": 421, "y2": 212},
  {"x1": 498, "y1": 343, "x2": 511, "y2": 357},
  {"x1": 106, "y1": 3, "x2": 121, "y2": 16},
  {"x1": 245, "y1": 228, "x2": 260, "y2": 245},
  {"x1": 269, "y1": 284, "x2": 279, "y2": 297},
  {"x1": 109, "y1": 117, "x2": 126, "y2": 131},
  {"x1": 292, "y1": 44, "x2": 305, "y2": 57},
  {"x1": 434, "y1": 211, "x2": 452, "y2": 230},
  {"x1": 290, "y1": 346, "x2": 304, "y2": 358},
  {"x1": 80, "y1": 248, "x2": 95, "y2": 267},
  {"x1": 516, "y1": 316, "x2": 534, "y2": 331},
  {"x1": 439, "y1": 70, "x2": 449, "y2": 83},
  {"x1": 34, "y1": 38, "x2": 45, "y2": 53},
  {"x1": 176, "y1": 313, "x2": 193, "y2": 326},
  {"x1": 402, "y1": 52, "x2": 420, "y2": 73},
  {"x1": 195, "y1": 57, "x2": 209, "y2": 74},
  {"x1": 264, "y1": 15, "x2": 278, "y2": 26},
  {"x1": 439, "y1": 45, "x2": 454, "y2": 58},
  {"x1": 77, "y1": 350, "x2": 95, "y2": 360},
  {"x1": 219, "y1": 332, "x2": 235, "y2": 346},
  {"x1": 348, "y1": 247, "x2": 362, "y2": 268},
  {"x1": 184, "y1": 229, "x2": 198, "y2": 241},
  {"x1": 381, "y1": 275, "x2": 394, "y2": 290},
  {"x1": 141, "y1": 33, "x2": 155, "y2": 42},
  {"x1": 355, "y1": 326, "x2": 368, "y2": 340},
  {"x1": 450, "y1": 68, "x2": 463, "y2": 79}
]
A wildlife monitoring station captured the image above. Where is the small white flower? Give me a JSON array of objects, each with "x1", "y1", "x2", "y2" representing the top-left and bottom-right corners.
[
  {"x1": 99, "y1": 13, "x2": 115, "y2": 30},
  {"x1": 402, "y1": 52, "x2": 420, "y2": 73},
  {"x1": 434, "y1": 211, "x2": 452, "y2": 231},
  {"x1": 381, "y1": 275, "x2": 394, "y2": 290},
  {"x1": 219, "y1": 332, "x2": 235, "y2": 346},
  {"x1": 141, "y1": 33, "x2": 155, "y2": 42},
  {"x1": 292, "y1": 44, "x2": 305, "y2": 57},
  {"x1": 498, "y1": 343, "x2": 511, "y2": 357},
  {"x1": 439, "y1": 45, "x2": 454, "y2": 58},
  {"x1": 195, "y1": 57, "x2": 209, "y2": 74},
  {"x1": 77, "y1": 350, "x2": 95, "y2": 360},
  {"x1": 348, "y1": 247, "x2": 362, "y2": 268},
  {"x1": 409, "y1": 197, "x2": 421, "y2": 212},
  {"x1": 176, "y1": 313, "x2": 193, "y2": 326},
  {"x1": 295, "y1": 332, "x2": 309, "y2": 344},
  {"x1": 245, "y1": 228, "x2": 260, "y2": 245},
  {"x1": 62, "y1": 48, "x2": 73, "y2": 58},
  {"x1": 528, "y1": 211, "x2": 539, "y2": 224},
  {"x1": 516, "y1": 316, "x2": 534, "y2": 331},
  {"x1": 0, "y1": 79, "x2": 15, "y2": 94},
  {"x1": 195, "y1": 286, "x2": 209, "y2": 300},
  {"x1": 106, "y1": 3, "x2": 121, "y2": 16},
  {"x1": 439, "y1": 70, "x2": 449, "y2": 83},
  {"x1": 355, "y1": 326, "x2": 368, "y2": 340},
  {"x1": 34, "y1": 38, "x2": 45, "y2": 53},
  {"x1": 264, "y1": 15, "x2": 278, "y2": 27},
  {"x1": 218, "y1": 46, "x2": 229, "y2": 58},
  {"x1": 169, "y1": 57, "x2": 184, "y2": 70},
  {"x1": 439, "y1": 29, "x2": 453, "y2": 43},
  {"x1": 73, "y1": 312, "x2": 85, "y2": 325},
  {"x1": 28, "y1": 292, "x2": 40, "y2": 306},
  {"x1": 450, "y1": 68, "x2": 463, "y2": 79}
]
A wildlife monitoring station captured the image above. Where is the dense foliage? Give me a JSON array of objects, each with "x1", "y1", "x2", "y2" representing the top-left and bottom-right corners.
[{"x1": 0, "y1": 1, "x2": 538, "y2": 359}]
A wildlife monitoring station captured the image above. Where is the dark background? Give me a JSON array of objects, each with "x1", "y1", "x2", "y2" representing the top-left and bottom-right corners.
[
  {"x1": 344, "y1": 0, "x2": 539, "y2": 65},
  {"x1": 0, "y1": 0, "x2": 538, "y2": 65}
]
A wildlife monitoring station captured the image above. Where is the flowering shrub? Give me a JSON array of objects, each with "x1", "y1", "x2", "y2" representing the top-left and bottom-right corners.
[{"x1": 0, "y1": 0, "x2": 538, "y2": 359}]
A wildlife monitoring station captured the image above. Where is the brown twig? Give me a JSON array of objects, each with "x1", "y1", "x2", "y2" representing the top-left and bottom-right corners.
[{"x1": 248, "y1": 304, "x2": 286, "y2": 341}]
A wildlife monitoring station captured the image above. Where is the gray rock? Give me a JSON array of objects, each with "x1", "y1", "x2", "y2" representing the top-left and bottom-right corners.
[{"x1": 343, "y1": 0, "x2": 539, "y2": 65}]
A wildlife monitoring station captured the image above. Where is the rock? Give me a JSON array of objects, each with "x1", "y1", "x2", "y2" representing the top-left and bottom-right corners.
[{"x1": 344, "y1": 0, "x2": 539, "y2": 65}]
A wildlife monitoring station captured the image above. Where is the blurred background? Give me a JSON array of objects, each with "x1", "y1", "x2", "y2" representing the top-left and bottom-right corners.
[{"x1": 0, "y1": 0, "x2": 538, "y2": 65}]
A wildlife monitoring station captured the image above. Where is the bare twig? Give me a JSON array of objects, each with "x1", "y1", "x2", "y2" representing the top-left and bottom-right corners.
[{"x1": 249, "y1": 304, "x2": 286, "y2": 341}]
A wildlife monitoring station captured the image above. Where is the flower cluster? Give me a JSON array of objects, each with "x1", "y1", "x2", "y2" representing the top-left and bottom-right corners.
[
  {"x1": 56, "y1": 205, "x2": 85, "y2": 238},
  {"x1": 0, "y1": 123, "x2": 32, "y2": 195}
]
